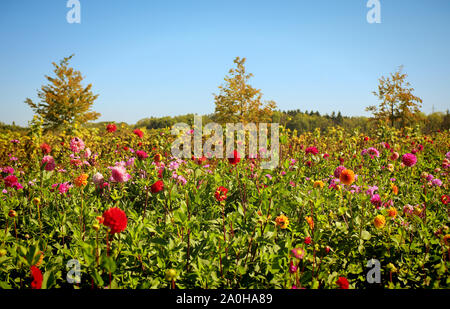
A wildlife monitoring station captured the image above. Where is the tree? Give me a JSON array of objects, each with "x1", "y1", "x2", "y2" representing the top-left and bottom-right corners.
[
  {"x1": 214, "y1": 57, "x2": 276, "y2": 124},
  {"x1": 443, "y1": 110, "x2": 450, "y2": 130},
  {"x1": 366, "y1": 66, "x2": 422, "y2": 127},
  {"x1": 25, "y1": 55, "x2": 100, "y2": 131},
  {"x1": 336, "y1": 111, "x2": 343, "y2": 125},
  {"x1": 330, "y1": 111, "x2": 336, "y2": 121}
]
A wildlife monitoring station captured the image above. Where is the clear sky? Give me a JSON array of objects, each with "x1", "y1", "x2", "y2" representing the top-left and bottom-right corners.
[{"x1": 1, "y1": 0, "x2": 449, "y2": 126}]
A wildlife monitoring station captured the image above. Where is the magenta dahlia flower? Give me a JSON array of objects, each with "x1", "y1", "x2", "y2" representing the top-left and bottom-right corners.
[
  {"x1": 305, "y1": 146, "x2": 319, "y2": 155},
  {"x1": 334, "y1": 166, "x2": 346, "y2": 178},
  {"x1": 402, "y1": 153, "x2": 417, "y2": 167}
]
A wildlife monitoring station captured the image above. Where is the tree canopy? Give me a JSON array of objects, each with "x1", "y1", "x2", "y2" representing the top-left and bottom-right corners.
[
  {"x1": 25, "y1": 55, "x2": 100, "y2": 131},
  {"x1": 214, "y1": 57, "x2": 276, "y2": 124},
  {"x1": 366, "y1": 67, "x2": 422, "y2": 127}
]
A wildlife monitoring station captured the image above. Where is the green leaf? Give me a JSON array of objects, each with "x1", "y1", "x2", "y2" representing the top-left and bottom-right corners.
[
  {"x1": 361, "y1": 230, "x2": 371, "y2": 240},
  {"x1": 41, "y1": 269, "x2": 56, "y2": 289},
  {"x1": 391, "y1": 234, "x2": 402, "y2": 246},
  {"x1": 237, "y1": 205, "x2": 244, "y2": 217},
  {"x1": 173, "y1": 209, "x2": 187, "y2": 223},
  {"x1": 26, "y1": 244, "x2": 39, "y2": 266},
  {"x1": 101, "y1": 256, "x2": 117, "y2": 273},
  {"x1": 92, "y1": 270, "x2": 104, "y2": 287},
  {"x1": 214, "y1": 173, "x2": 222, "y2": 183}
]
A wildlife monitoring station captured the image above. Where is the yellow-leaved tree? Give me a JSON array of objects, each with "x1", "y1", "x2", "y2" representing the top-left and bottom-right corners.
[
  {"x1": 366, "y1": 66, "x2": 422, "y2": 128},
  {"x1": 214, "y1": 57, "x2": 276, "y2": 124},
  {"x1": 25, "y1": 55, "x2": 100, "y2": 131}
]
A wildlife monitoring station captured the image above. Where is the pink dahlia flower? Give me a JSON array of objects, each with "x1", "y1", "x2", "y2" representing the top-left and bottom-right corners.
[
  {"x1": 41, "y1": 155, "x2": 55, "y2": 171},
  {"x1": 402, "y1": 153, "x2": 417, "y2": 167},
  {"x1": 92, "y1": 172, "x2": 105, "y2": 186},
  {"x1": 70, "y1": 137, "x2": 85, "y2": 153},
  {"x1": 109, "y1": 166, "x2": 131, "y2": 183}
]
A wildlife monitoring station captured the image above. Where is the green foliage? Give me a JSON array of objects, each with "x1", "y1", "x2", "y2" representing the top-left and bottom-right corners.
[
  {"x1": 0, "y1": 123, "x2": 448, "y2": 289},
  {"x1": 135, "y1": 114, "x2": 214, "y2": 130}
]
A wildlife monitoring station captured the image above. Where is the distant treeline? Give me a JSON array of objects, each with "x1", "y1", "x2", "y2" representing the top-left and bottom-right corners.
[
  {"x1": 0, "y1": 122, "x2": 28, "y2": 134},
  {"x1": 272, "y1": 110, "x2": 371, "y2": 133},
  {"x1": 133, "y1": 109, "x2": 450, "y2": 134},
  {"x1": 2, "y1": 109, "x2": 449, "y2": 134}
]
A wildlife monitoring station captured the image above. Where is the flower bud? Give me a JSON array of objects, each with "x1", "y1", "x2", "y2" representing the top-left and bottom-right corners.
[
  {"x1": 387, "y1": 164, "x2": 394, "y2": 172},
  {"x1": 96, "y1": 216, "x2": 104, "y2": 224},
  {"x1": 443, "y1": 234, "x2": 450, "y2": 247},
  {"x1": 387, "y1": 263, "x2": 397, "y2": 273},
  {"x1": 154, "y1": 154, "x2": 162, "y2": 162},
  {"x1": 165, "y1": 269, "x2": 177, "y2": 281},
  {"x1": 414, "y1": 206, "x2": 423, "y2": 216},
  {"x1": 8, "y1": 210, "x2": 17, "y2": 218}
]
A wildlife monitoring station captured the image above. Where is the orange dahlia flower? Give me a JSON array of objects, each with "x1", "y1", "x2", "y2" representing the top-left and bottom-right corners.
[
  {"x1": 275, "y1": 214, "x2": 289, "y2": 229},
  {"x1": 74, "y1": 173, "x2": 89, "y2": 187},
  {"x1": 339, "y1": 169, "x2": 355, "y2": 185},
  {"x1": 374, "y1": 215, "x2": 386, "y2": 229}
]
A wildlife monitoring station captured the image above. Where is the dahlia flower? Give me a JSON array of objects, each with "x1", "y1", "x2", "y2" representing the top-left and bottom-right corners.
[
  {"x1": 41, "y1": 155, "x2": 55, "y2": 171},
  {"x1": 402, "y1": 153, "x2": 417, "y2": 167},
  {"x1": 70, "y1": 137, "x2": 85, "y2": 153},
  {"x1": 102, "y1": 207, "x2": 127, "y2": 234}
]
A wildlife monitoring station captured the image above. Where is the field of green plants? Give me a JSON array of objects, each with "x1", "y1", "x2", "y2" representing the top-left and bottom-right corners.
[{"x1": 0, "y1": 122, "x2": 449, "y2": 289}]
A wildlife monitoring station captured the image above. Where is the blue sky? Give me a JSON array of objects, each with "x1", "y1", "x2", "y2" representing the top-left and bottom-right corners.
[{"x1": 1, "y1": 0, "x2": 449, "y2": 126}]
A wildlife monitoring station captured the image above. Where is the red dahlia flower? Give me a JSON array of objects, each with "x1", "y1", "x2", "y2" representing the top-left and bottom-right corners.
[
  {"x1": 30, "y1": 265, "x2": 43, "y2": 289},
  {"x1": 133, "y1": 129, "x2": 144, "y2": 138},
  {"x1": 4, "y1": 175, "x2": 18, "y2": 188},
  {"x1": 215, "y1": 186, "x2": 228, "y2": 201},
  {"x1": 192, "y1": 156, "x2": 207, "y2": 165},
  {"x1": 136, "y1": 150, "x2": 149, "y2": 160},
  {"x1": 305, "y1": 146, "x2": 319, "y2": 155},
  {"x1": 228, "y1": 150, "x2": 241, "y2": 165},
  {"x1": 106, "y1": 123, "x2": 117, "y2": 133},
  {"x1": 102, "y1": 207, "x2": 127, "y2": 234},
  {"x1": 442, "y1": 195, "x2": 449, "y2": 205},
  {"x1": 151, "y1": 180, "x2": 164, "y2": 193},
  {"x1": 40, "y1": 143, "x2": 52, "y2": 154},
  {"x1": 336, "y1": 277, "x2": 349, "y2": 289}
]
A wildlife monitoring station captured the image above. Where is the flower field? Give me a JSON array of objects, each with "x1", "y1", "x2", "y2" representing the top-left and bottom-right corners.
[{"x1": 0, "y1": 123, "x2": 449, "y2": 289}]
